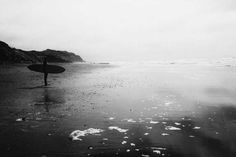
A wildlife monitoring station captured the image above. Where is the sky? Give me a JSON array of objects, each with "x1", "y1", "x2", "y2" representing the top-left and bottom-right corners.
[{"x1": 0, "y1": 0, "x2": 236, "y2": 61}]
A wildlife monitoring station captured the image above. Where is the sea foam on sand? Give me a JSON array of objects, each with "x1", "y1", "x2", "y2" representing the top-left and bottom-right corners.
[
  {"x1": 69, "y1": 128, "x2": 104, "y2": 141},
  {"x1": 165, "y1": 126, "x2": 181, "y2": 130},
  {"x1": 108, "y1": 126, "x2": 128, "y2": 133}
]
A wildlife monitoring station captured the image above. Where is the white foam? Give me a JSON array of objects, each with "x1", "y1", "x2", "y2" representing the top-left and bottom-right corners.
[
  {"x1": 139, "y1": 118, "x2": 145, "y2": 123},
  {"x1": 108, "y1": 126, "x2": 128, "y2": 133},
  {"x1": 16, "y1": 118, "x2": 23, "y2": 122},
  {"x1": 109, "y1": 117, "x2": 115, "y2": 120},
  {"x1": 161, "y1": 133, "x2": 169, "y2": 136},
  {"x1": 121, "y1": 141, "x2": 127, "y2": 144},
  {"x1": 150, "y1": 120, "x2": 159, "y2": 124},
  {"x1": 146, "y1": 126, "x2": 152, "y2": 130},
  {"x1": 127, "y1": 119, "x2": 136, "y2": 123},
  {"x1": 174, "y1": 122, "x2": 181, "y2": 126},
  {"x1": 153, "y1": 150, "x2": 161, "y2": 154},
  {"x1": 165, "y1": 126, "x2": 181, "y2": 131},
  {"x1": 69, "y1": 128, "x2": 104, "y2": 141},
  {"x1": 130, "y1": 143, "x2": 135, "y2": 146},
  {"x1": 193, "y1": 126, "x2": 201, "y2": 130},
  {"x1": 164, "y1": 101, "x2": 173, "y2": 106},
  {"x1": 151, "y1": 147, "x2": 167, "y2": 150}
]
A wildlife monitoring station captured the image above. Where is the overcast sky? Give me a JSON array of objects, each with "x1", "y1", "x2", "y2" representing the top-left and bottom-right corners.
[{"x1": 0, "y1": 0, "x2": 236, "y2": 61}]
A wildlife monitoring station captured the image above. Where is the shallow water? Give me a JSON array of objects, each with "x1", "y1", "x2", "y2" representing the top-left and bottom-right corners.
[{"x1": 0, "y1": 61, "x2": 236, "y2": 157}]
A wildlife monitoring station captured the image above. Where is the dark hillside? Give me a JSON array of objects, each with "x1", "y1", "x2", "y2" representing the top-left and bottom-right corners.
[{"x1": 0, "y1": 41, "x2": 84, "y2": 64}]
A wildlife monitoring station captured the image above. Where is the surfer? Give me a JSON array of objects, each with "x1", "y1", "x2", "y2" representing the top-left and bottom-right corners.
[
  {"x1": 27, "y1": 58, "x2": 65, "y2": 85},
  {"x1": 43, "y1": 57, "x2": 48, "y2": 86}
]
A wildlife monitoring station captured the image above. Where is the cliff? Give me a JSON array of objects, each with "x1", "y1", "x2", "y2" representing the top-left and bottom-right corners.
[{"x1": 0, "y1": 41, "x2": 84, "y2": 64}]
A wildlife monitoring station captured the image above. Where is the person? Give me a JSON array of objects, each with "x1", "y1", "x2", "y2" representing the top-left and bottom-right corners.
[{"x1": 43, "y1": 57, "x2": 48, "y2": 86}]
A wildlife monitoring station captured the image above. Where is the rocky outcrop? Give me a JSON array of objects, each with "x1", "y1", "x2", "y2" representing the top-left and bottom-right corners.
[{"x1": 0, "y1": 41, "x2": 84, "y2": 64}]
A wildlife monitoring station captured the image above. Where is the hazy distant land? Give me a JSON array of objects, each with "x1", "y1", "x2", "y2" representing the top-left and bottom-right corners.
[{"x1": 0, "y1": 41, "x2": 84, "y2": 64}]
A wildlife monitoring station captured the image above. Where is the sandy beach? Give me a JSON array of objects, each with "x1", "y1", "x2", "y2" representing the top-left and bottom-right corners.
[{"x1": 0, "y1": 61, "x2": 236, "y2": 157}]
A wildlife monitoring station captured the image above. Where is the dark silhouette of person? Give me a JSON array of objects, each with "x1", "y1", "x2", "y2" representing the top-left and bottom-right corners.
[{"x1": 43, "y1": 57, "x2": 48, "y2": 86}]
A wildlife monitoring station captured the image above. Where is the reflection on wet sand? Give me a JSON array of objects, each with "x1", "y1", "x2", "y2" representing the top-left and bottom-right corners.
[{"x1": 34, "y1": 88, "x2": 65, "y2": 112}]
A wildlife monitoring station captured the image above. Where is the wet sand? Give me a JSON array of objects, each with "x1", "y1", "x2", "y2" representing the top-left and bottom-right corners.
[{"x1": 0, "y1": 61, "x2": 236, "y2": 157}]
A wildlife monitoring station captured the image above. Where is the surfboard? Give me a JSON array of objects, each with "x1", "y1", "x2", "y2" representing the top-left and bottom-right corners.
[{"x1": 28, "y1": 64, "x2": 65, "y2": 74}]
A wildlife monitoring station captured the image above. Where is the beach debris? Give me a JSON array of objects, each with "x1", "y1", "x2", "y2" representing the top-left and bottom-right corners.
[
  {"x1": 150, "y1": 120, "x2": 159, "y2": 124},
  {"x1": 69, "y1": 128, "x2": 104, "y2": 141},
  {"x1": 193, "y1": 126, "x2": 201, "y2": 130},
  {"x1": 121, "y1": 141, "x2": 127, "y2": 145},
  {"x1": 108, "y1": 126, "x2": 128, "y2": 133},
  {"x1": 161, "y1": 133, "x2": 170, "y2": 136},
  {"x1": 165, "y1": 126, "x2": 181, "y2": 131}
]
